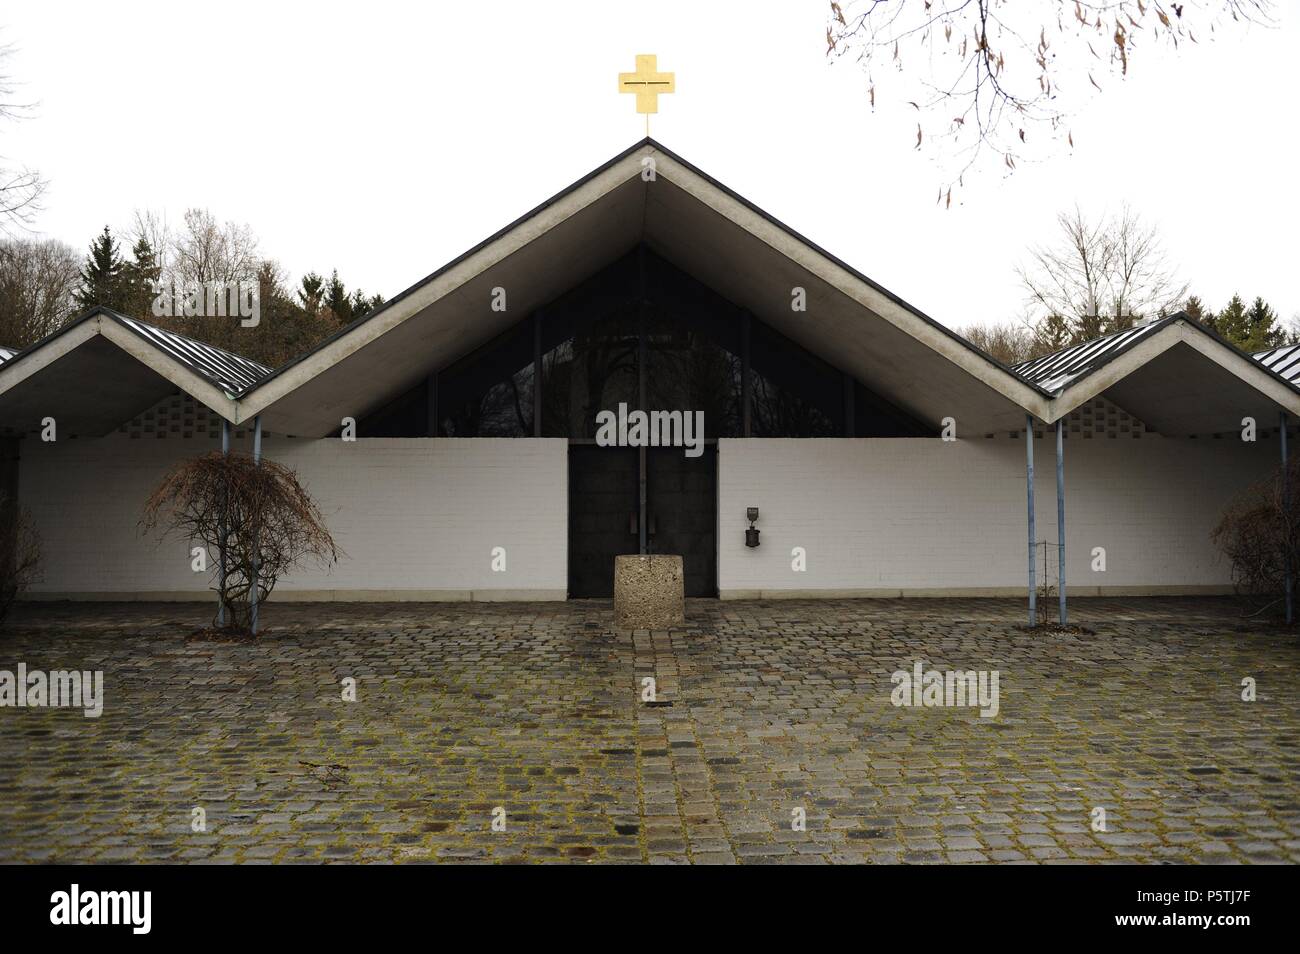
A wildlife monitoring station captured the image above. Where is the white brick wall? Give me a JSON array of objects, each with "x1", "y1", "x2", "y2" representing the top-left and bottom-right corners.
[
  {"x1": 717, "y1": 437, "x2": 1277, "y2": 597},
  {"x1": 19, "y1": 437, "x2": 568, "y2": 600},
  {"x1": 17, "y1": 433, "x2": 1277, "y2": 600}
]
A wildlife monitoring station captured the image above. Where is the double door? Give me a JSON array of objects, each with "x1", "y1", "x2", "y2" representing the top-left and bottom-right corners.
[{"x1": 568, "y1": 445, "x2": 717, "y2": 598}]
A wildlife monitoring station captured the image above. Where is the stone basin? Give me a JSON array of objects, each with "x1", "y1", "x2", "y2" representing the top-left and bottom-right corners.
[{"x1": 613, "y1": 554, "x2": 685, "y2": 629}]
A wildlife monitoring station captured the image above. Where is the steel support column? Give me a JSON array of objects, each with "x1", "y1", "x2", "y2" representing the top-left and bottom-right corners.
[
  {"x1": 637, "y1": 248, "x2": 647, "y2": 554},
  {"x1": 250, "y1": 415, "x2": 263, "y2": 635},
  {"x1": 217, "y1": 419, "x2": 230, "y2": 627},
  {"x1": 1026, "y1": 414, "x2": 1036, "y2": 626},
  {"x1": 1056, "y1": 417, "x2": 1066, "y2": 627},
  {"x1": 1283, "y1": 411, "x2": 1292, "y2": 624}
]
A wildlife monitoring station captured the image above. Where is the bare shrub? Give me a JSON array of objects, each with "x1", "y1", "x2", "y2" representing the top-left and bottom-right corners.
[
  {"x1": 1211, "y1": 457, "x2": 1300, "y2": 616},
  {"x1": 1034, "y1": 539, "x2": 1058, "y2": 628},
  {"x1": 0, "y1": 491, "x2": 42, "y2": 625},
  {"x1": 142, "y1": 451, "x2": 339, "y2": 635}
]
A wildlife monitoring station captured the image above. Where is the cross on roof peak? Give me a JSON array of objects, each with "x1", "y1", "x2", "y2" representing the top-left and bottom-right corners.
[{"x1": 618, "y1": 54, "x2": 675, "y2": 135}]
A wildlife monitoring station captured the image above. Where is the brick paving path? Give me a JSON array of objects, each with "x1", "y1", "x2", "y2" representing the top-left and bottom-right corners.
[{"x1": 0, "y1": 598, "x2": 1296, "y2": 864}]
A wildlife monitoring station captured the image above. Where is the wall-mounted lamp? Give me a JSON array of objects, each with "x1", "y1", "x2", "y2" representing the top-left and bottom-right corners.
[{"x1": 745, "y1": 507, "x2": 760, "y2": 548}]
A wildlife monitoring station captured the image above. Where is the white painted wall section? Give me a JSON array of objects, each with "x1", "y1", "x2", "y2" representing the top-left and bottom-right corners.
[
  {"x1": 717, "y1": 437, "x2": 1275, "y2": 597},
  {"x1": 20, "y1": 437, "x2": 568, "y2": 600}
]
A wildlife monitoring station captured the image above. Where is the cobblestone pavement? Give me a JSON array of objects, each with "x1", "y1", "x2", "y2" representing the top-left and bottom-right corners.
[{"x1": 1, "y1": 598, "x2": 1296, "y2": 864}]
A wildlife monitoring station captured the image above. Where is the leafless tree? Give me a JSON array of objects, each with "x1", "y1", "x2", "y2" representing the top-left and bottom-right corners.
[
  {"x1": 1017, "y1": 204, "x2": 1188, "y2": 342},
  {"x1": 142, "y1": 451, "x2": 340, "y2": 636},
  {"x1": 0, "y1": 43, "x2": 46, "y2": 233},
  {"x1": 0, "y1": 491, "x2": 42, "y2": 626},
  {"x1": 172, "y1": 208, "x2": 260, "y2": 288},
  {"x1": 130, "y1": 209, "x2": 172, "y2": 279},
  {"x1": 826, "y1": 1, "x2": 1274, "y2": 195},
  {"x1": 960, "y1": 319, "x2": 1040, "y2": 364},
  {"x1": 139, "y1": 207, "x2": 263, "y2": 346},
  {"x1": 0, "y1": 237, "x2": 80, "y2": 347}
]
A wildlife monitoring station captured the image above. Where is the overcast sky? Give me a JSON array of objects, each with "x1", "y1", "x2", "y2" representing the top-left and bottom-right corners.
[{"x1": 3, "y1": 1, "x2": 1297, "y2": 331}]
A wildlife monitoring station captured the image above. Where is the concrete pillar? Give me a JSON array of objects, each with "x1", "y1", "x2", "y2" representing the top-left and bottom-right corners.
[
  {"x1": 1056, "y1": 417, "x2": 1066, "y2": 627},
  {"x1": 1283, "y1": 412, "x2": 1292, "y2": 625},
  {"x1": 218, "y1": 420, "x2": 230, "y2": 627}
]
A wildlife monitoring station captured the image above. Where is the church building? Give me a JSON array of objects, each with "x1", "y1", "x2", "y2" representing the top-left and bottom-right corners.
[{"x1": 1, "y1": 140, "x2": 1295, "y2": 605}]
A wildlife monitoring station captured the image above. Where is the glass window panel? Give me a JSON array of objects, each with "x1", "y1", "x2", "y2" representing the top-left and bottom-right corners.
[
  {"x1": 748, "y1": 321, "x2": 843, "y2": 437},
  {"x1": 540, "y1": 306, "x2": 638, "y2": 438},
  {"x1": 357, "y1": 379, "x2": 429, "y2": 437},
  {"x1": 852, "y1": 380, "x2": 933, "y2": 437},
  {"x1": 437, "y1": 319, "x2": 535, "y2": 437},
  {"x1": 643, "y1": 310, "x2": 743, "y2": 439},
  {"x1": 354, "y1": 248, "x2": 930, "y2": 440}
]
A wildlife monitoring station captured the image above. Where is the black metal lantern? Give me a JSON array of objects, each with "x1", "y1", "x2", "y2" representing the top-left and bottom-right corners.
[{"x1": 745, "y1": 507, "x2": 760, "y2": 548}]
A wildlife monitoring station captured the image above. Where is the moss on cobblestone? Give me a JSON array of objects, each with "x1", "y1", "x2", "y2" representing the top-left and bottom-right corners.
[{"x1": 1, "y1": 597, "x2": 1296, "y2": 864}]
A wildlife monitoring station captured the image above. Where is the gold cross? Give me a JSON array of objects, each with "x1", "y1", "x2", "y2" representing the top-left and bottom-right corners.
[{"x1": 618, "y1": 54, "x2": 675, "y2": 116}]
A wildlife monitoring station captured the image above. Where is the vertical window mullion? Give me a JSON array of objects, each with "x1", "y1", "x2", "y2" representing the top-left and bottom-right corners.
[
  {"x1": 742, "y1": 312, "x2": 752, "y2": 438},
  {"x1": 533, "y1": 311, "x2": 543, "y2": 438}
]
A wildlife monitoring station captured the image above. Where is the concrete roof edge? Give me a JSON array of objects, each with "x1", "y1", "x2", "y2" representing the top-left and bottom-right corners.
[
  {"x1": 236, "y1": 138, "x2": 1056, "y2": 424},
  {"x1": 0, "y1": 306, "x2": 242, "y2": 423},
  {"x1": 1042, "y1": 315, "x2": 1300, "y2": 423}
]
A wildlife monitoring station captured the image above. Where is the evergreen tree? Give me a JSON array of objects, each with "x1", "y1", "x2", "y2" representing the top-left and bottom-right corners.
[
  {"x1": 324, "y1": 269, "x2": 351, "y2": 325},
  {"x1": 1212, "y1": 294, "x2": 1250, "y2": 348},
  {"x1": 298, "y1": 271, "x2": 325, "y2": 316},
  {"x1": 119, "y1": 236, "x2": 161, "y2": 318},
  {"x1": 1032, "y1": 313, "x2": 1071, "y2": 355},
  {"x1": 348, "y1": 288, "x2": 383, "y2": 320},
  {"x1": 1206, "y1": 294, "x2": 1286, "y2": 352},
  {"x1": 242, "y1": 261, "x2": 339, "y2": 368},
  {"x1": 74, "y1": 226, "x2": 125, "y2": 310},
  {"x1": 1183, "y1": 295, "x2": 1216, "y2": 329},
  {"x1": 1243, "y1": 296, "x2": 1286, "y2": 352}
]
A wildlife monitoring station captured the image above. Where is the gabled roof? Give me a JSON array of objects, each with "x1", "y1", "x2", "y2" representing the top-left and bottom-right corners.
[
  {"x1": 0, "y1": 307, "x2": 270, "y2": 395},
  {"x1": 2, "y1": 141, "x2": 1298, "y2": 439},
  {"x1": 0, "y1": 307, "x2": 268, "y2": 433},
  {"x1": 1014, "y1": 313, "x2": 1300, "y2": 433},
  {"x1": 1013, "y1": 318, "x2": 1173, "y2": 393},
  {"x1": 235, "y1": 138, "x2": 1052, "y2": 435},
  {"x1": 1254, "y1": 342, "x2": 1300, "y2": 386},
  {"x1": 112, "y1": 313, "x2": 270, "y2": 393}
]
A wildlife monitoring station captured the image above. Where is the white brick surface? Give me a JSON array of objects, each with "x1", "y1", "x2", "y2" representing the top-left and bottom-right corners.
[
  {"x1": 20, "y1": 437, "x2": 568, "y2": 598},
  {"x1": 718, "y1": 437, "x2": 1277, "y2": 595},
  {"x1": 18, "y1": 433, "x2": 1278, "y2": 599}
]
